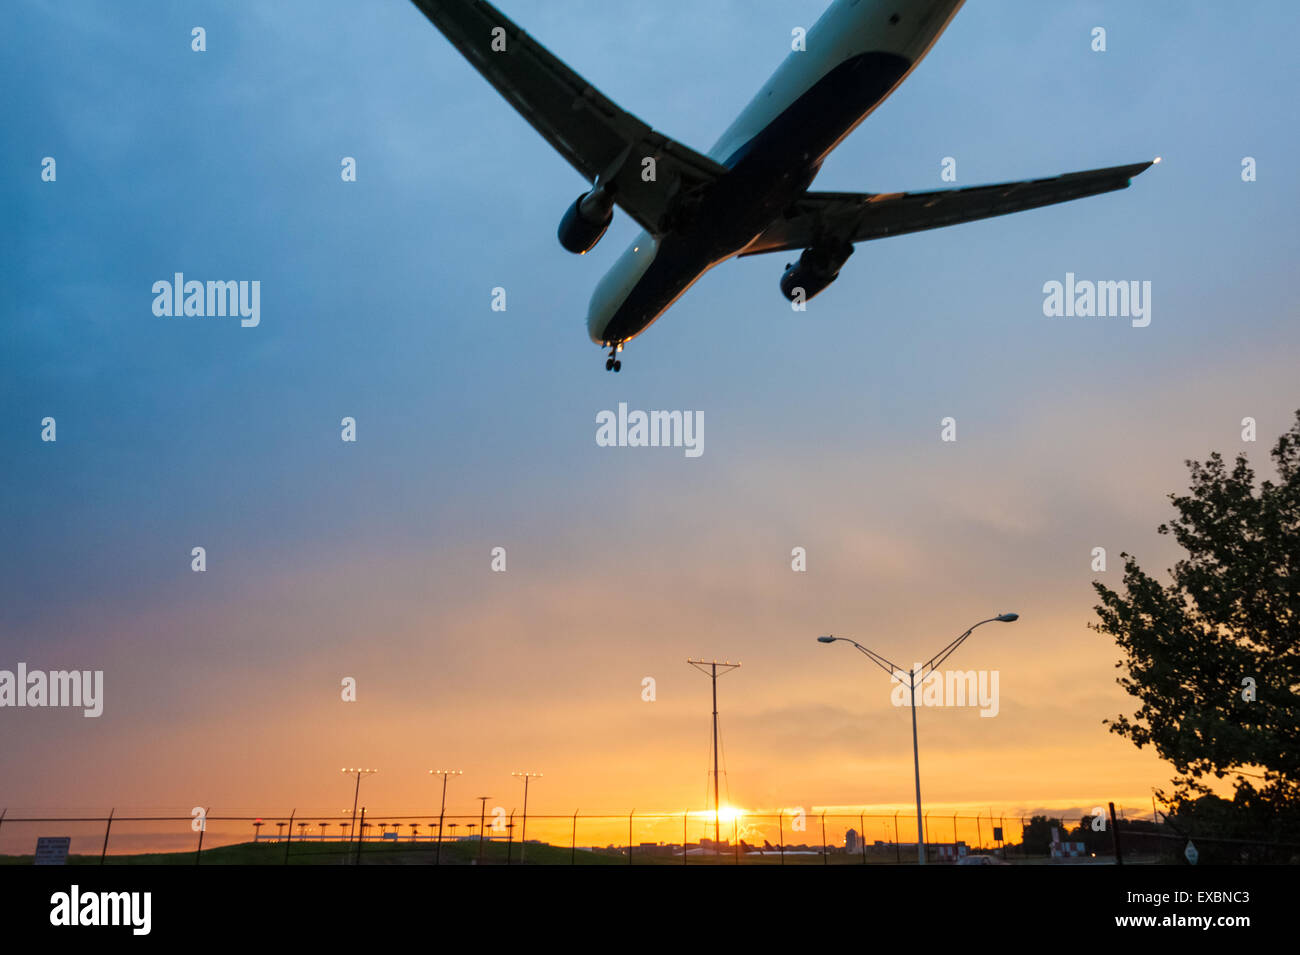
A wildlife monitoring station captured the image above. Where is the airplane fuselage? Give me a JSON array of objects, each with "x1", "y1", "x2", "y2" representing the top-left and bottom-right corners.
[{"x1": 587, "y1": 0, "x2": 965, "y2": 347}]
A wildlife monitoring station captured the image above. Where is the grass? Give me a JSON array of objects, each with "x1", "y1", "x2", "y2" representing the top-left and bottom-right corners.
[
  {"x1": 2, "y1": 840, "x2": 1146, "y2": 865},
  {"x1": 2, "y1": 839, "x2": 629, "y2": 866}
]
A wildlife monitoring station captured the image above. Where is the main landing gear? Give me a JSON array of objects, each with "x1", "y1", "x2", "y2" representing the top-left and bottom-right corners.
[{"x1": 604, "y1": 343, "x2": 623, "y2": 373}]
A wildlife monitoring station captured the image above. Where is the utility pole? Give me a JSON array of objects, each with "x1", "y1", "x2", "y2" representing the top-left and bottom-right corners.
[{"x1": 687, "y1": 658, "x2": 741, "y2": 855}]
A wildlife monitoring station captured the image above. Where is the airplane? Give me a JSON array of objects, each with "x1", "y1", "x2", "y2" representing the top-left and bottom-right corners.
[{"x1": 411, "y1": 0, "x2": 1156, "y2": 372}]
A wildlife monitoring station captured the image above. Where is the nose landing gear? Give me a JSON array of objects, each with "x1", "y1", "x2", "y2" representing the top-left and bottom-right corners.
[{"x1": 604, "y1": 343, "x2": 623, "y2": 372}]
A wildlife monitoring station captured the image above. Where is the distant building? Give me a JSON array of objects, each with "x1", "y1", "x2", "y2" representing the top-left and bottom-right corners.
[
  {"x1": 873, "y1": 840, "x2": 969, "y2": 862},
  {"x1": 635, "y1": 842, "x2": 677, "y2": 858},
  {"x1": 845, "y1": 829, "x2": 859, "y2": 853}
]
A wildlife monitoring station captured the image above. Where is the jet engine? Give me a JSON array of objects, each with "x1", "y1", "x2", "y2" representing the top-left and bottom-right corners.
[
  {"x1": 779, "y1": 241, "x2": 855, "y2": 303},
  {"x1": 557, "y1": 188, "x2": 614, "y2": 254}
]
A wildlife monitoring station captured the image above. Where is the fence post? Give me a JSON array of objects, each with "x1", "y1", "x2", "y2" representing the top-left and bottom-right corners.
[
  {"x1": 100, "y1": 808, "x2": 114, "y2": 865},
  {"x1": 355, "y1": 807, "x2": 365, "y2": 865},
  {"x1": 1109, "y1": 802, "x2": 1123, "y2": 866},
  {"x1": 778, "y1": 811, "x2": 784, "y2": 866},
  {"x1": 284, "y1": 809, "x2": 295, "y2": 865},
  {"x1": 894, "y1": 811, "x2": 900, "y2": 864},
  {"x1": 195, "y1": 807, "x2": 208, "y2": 865},
  {"x1": 628, "y1": 810, "x2": 634, "y2": 865},
  {"x1": 571, "y1": 809, "x2": 578, "y2": 865},
  {"x1": 733, "y1": 816, "x2": 739, "y2": 865},
  {"x1": 506, "y1": 811, "x2": 514, "y2": 865},
  {"x1": 976, "y1": 813, "x2": 982, "y2": 851},
  {"x1": 860, "y1": 813, "x2": 866, "y2": 865},
  {"x1": 821, "y1": 813, "x2": 827, "y2": 865}
]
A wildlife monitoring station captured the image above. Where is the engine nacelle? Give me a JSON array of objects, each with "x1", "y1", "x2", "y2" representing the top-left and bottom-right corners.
[
  {"x1": 558, "y1": 188, "x2": 614, "y2": 255},
  {"x1": 780, "y1": 242, "x2": 855, "y2": 303}
]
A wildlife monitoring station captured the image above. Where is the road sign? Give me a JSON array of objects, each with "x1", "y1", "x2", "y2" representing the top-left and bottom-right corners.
[
  {"x1": 993, "y1": 827, "x2": 1003, "y2": 841},
  {"x1": 1184, "y1": 840, "x2": 1199, "y2": 865},
  {"x1": 34, "y1": 837, "x2": 71, "y2": 865}
]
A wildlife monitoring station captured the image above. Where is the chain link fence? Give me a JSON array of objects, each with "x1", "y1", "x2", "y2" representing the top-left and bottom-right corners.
[{"x1": 2, "y1": 807, "x2": 1294, "y2": 864}]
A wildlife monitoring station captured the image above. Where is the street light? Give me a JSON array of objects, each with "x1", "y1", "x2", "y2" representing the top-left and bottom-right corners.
[
  {"x1": 429, "y1": 769, "x2": 462, "y2": 866},
  {"x1": 512, "y1": 772, "x2": 542, "y2": 863},
  {"x1": 817, "y1": 613, "x2": 1018, "y2": 865},
  {"x1": 341, "y1": 768, "x2": 378, "y2": 845},
  {"x1": 477, "y1": 795, "x2": 492, "y2": 865}
]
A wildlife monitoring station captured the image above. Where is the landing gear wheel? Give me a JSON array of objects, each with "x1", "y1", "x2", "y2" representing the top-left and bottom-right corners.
[
  {"x1": 605, "y1": 358, "x2": 614, "y2": 371},
  {"x1": 613, "y1": 360, "x2": 622, "y2": 372},
  {"x1": 605, "y1": 344, "x2": 624, "y2": 373}
]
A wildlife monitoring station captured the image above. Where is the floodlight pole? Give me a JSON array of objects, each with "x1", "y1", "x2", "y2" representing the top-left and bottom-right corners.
[
  {"x1": 341, "y1": 768, "x2": 377, "y2": 845},
  {"x1": 429, "y1": 769, "x2": 462, "y2": 865},
  {"x1": 512, "y1": 772, "x2": 542, "y2": 862}
]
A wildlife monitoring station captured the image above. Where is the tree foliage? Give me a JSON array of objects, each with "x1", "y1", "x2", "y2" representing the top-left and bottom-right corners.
[
  {"x1": 1091, "y1": 412, "x2": 1300, "y2": 824},
  {"x1": 1018, "y1": 815, "x2": 1063, "y2": 855}
]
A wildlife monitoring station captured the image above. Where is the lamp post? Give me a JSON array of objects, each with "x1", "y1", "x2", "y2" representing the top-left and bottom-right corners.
[
  {"x1": 477, "y1": 796, "x2": 491, "y2": 864},
  {"x1": 512, "y1": 772, "x2": 542, "y2": 863},
  {"x1": 429, "y1": 769, "x2": 462, "y2": 866},
  {"x1": 341, "y1": 768, "x2": 377, "y2": 845},
  {"x1": 816, "y1": 612, "x2": 1018, "y2": 865}
]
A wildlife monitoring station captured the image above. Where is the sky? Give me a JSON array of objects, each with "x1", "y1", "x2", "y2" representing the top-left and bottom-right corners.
[{"x1": 2, "y1": 0, "x2": 1298, "y2": 851}]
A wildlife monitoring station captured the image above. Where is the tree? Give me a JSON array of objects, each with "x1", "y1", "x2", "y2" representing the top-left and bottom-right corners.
[
  {"x1": 1019, "y1": 815, "x2": 1063, "y2": 855},
  {"x1": 1091, "y1": 412, "x2": 1300, "y2": 829}
]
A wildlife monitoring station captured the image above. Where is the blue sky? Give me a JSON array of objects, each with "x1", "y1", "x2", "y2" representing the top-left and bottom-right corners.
[{"x1": 2, "y1": 0, "x2": 1298, "y2": 826}]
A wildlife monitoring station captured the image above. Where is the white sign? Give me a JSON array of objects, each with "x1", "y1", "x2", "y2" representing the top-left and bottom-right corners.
[
  {"x1": 35, "y1": 836, "x2": 71, "y2": 865},
  {"x1": 1184, "y1": 840, "x2": 1199, "y2": 865}
]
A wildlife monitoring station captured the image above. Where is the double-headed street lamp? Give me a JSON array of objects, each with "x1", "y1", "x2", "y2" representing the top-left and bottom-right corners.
[
  {"x1": 817, "y1": 613, "x2": 1019, "y2": 865},
  {"x1": 429, "y1": 769, "x2": 463, "y2": 866}
]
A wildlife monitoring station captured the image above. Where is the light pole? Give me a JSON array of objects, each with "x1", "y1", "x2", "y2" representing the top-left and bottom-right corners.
[
  {"x1": 341, "y1": 768, "x2": 377, "y2": 846},
  {"x1": 477, "y1": 796, "x2": 491, "y2": 865},
  {"x1": 817, "y1": 612, "x2": 1018, "y2": 865},
  {"x1": 512, "y1": 772, "x2": 542, "y2": 863},
  {"x1": 429, "y1": 769, "x2": 462, "y2": 866}
]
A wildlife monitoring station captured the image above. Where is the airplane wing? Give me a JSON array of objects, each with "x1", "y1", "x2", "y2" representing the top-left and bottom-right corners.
[
  {"x1": 738, "y1": 160, "x2": 1157, "y2": 256},
  {"x1": 410, "y1": 0, "x2": 727, "y2": 235}
]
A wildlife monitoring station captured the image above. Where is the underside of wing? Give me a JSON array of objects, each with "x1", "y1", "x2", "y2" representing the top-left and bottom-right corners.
[
  {"x1": 739, "y1": 160, "x2": 1157, "y2": 256},
  {"x1": 411, "y1": 0, "x2": 726, "y2": 235}
]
